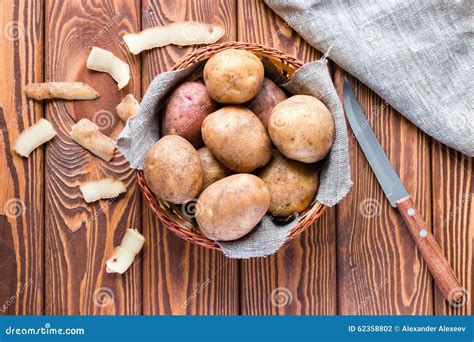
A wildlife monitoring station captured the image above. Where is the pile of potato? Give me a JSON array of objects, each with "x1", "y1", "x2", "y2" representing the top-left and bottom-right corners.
[{"x1": 144, "y1": 49, "x2": 335, "y2": 242}]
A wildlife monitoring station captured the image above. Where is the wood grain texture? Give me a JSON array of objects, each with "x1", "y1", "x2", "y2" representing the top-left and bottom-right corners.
[
  {"x1": 44, "y1": 0, "x2": 142, "y2": 314},
  {"x1": 432, "y1": 144, "x2": 473, "y2": 314},
  {"x1": 141, "y1": 0, "x2": 239, "y2": 315},
  {"x1": 337, "y1": 75, "x2": 433, "y2": 314},
  {"x1": 0, "y1": 0, "x2": 44, "y2": 315},
  {"x1": 238, "y1": 1, "x2": 337, "y2": 315}
]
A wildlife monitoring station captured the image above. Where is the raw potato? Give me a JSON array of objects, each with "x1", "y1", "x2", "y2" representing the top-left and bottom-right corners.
[
  {"x1": 106, "y1": 229, "x2": 145, "y2": 274},
  {"x1": 203, "y1": 49, "x2": 264, "y2": 104},
  {"x1": 70, "y1": 119, "x2": 116, "y2": 162},
  {"x1": 24, "y1": 82, "x2": 99, "y2": 100},
  {"x1": 258, "y1": 151, "x2": 319, "y2": 216},
  {"x1": 87, "y1": 46, "x2": 130, "y2": 89},
  {"x1": 198, "y1": 147, "x2": 228, "y2": 190},
  {"x1": 14, "y1": 118, "x2": 57, "y2": 157},
  {"x1": 162, "y1": 82, "x2": 217, "y2": 148},
  {"x1": 196, "y1": 174, "x2": 270, "y2": 241},
  {"x1": 269, "y1": 95, "x2": 335, "y2": 163},
  {"x1": 202, "y1": 106, "x2": 272, "y2": 172},
  {"x1": 247, "y1": 78, "x2": 287, "y2": 130},
  {"x1": 79, "y1": 178, "x2": 127, "y2": 203},
  {"x1": 116, "y1": 94, "x2": 139, "y2": 122},
  {"x1": 144, "y1": 135, "x2": 202, "y2": 204},
  {"x1": 123, "y1": 22, "x2": 225, "y2": 55}
]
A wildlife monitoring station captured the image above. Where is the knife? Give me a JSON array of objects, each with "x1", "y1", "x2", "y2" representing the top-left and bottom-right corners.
[{"x1": 343, "y1": 78, "x2": 464, "y2": 306}]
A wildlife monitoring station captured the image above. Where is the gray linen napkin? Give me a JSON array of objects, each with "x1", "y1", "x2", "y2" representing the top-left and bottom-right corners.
[
  {"x1": 265, "y1": 0, "x2": 474, "y2": 156},
  {"x1": 117, "y1": 57, "x2": 351, "y2": 258}
]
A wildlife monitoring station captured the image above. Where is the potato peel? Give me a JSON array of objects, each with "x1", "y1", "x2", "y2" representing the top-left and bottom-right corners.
[
  {"x1": 123, "y1": 21, "x2": 225, "y2": 55},
  {"x1": 70, "y1": 119, "x2": 116, "y2": 161},
  {"x1": 87, "y1": 46, "x2": 130, "y2": 89},
  {"x1": 116, "y1": 94, "x2": 139, "y2": 122},
  {"x1": 106, "y1": 229, "x2": 145, "y2": 274},
  {"x1": 24, "y1": 82, "x2": 99, "y2": 100},
  {"x1": 79, "y1": 178, "x2": 127, "y2": 203},
  {"x1": 14, "y1": 118, "x2": 57, "y2": 157}
]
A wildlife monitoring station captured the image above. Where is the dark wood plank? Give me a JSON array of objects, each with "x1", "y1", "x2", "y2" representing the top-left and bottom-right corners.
[
  {"x1": 336, "y1": 75, "x2": 433, "y2": 314},
  {"x1": 238, "y1": 1, "x2": 337, "y2": 315},
  {"x1": 432, "y1": 144, "x2": 473, "y2": 314},
  {"x1": 141, "y1": 0, "x2": 239, "y2": 315},
  {"x1": 44, "y1": 0, "x2": 142, "y2": 314},
  {"x1": 0, "y1": 0, "x2": 44, "y2": 315}
]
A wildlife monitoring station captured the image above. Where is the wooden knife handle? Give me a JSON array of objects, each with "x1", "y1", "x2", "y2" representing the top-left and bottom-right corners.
[{"x1": 396, "y1": 196, "x2": 465, "y2": 306}]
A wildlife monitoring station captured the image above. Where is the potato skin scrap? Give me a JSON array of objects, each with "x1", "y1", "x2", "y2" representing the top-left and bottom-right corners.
[
  {"x1": 87, "y1": 46, "x2": 130, "y2": 90},
  {"x1": 123, "y1": 22, "x2": 225, "y2": 55},
  {"x1": 14, "y1": 118, "x2": 57, "y2": 157},
  {"x1": 196, "y1": 174, "x2": 270, "y2": 241},
  {"x1": 24, "y1": 82, "x2": 99, "y2": 100},
  {"x1": 116, "y1": 94, "x2": 139, "y2": 122},
  {"x1": 70, "y1": 119, "x2": 115, "y2": 161},
  {"x1": 79, "y1": 178, "x2": 127, "y2": 203}
]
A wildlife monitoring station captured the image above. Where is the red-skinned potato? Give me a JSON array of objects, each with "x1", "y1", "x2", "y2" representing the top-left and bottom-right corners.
[
  {"x1": 247, "y1": 78, "x2": 287, "y2": 130},
  {"x1": 161, "y1": 81, "x2": 217, "y2": 148}
]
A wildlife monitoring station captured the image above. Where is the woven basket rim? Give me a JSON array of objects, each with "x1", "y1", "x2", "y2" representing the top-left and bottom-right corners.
[{"x1": 137, "y1": 41, "x2": 329, "y2": 252}]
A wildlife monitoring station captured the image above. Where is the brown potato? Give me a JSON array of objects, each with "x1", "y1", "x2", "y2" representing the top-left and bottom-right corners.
[
  {"x1": 247, "y1": 78, "x2": 287, "y2": 130},
  {"x1": 144, "y1": 135, "x2": 202, "y2": 204},
  {"x1": 197, "y1": 147, "x2": 229, "y2": 190},
  {"x1": 203, "y1": 49, "x2": 264, "y2": 104},
  {"x1": 269, "y1": 95, "x2": 334, "y2": 163},
  {"x1": 202, "y1": 106, "x2": 272, "y2": 172},
  {"x1": 162, "y1": 81, "x2": 217, "y2": 148},
  {"x1": 258, "y1": 151, "x2": 319, "y2": 216},
  {"x1": 196, "y1": 174, "x2": 270, "y2": 241}
]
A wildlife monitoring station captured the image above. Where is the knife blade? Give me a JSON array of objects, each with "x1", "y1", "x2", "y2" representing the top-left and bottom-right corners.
[
  {"x1": 342, "y1": 78, "x2": 464, "y2": 306},
  {"x1": 342, "y1": 79, "x2": 408, "y2": 207}
]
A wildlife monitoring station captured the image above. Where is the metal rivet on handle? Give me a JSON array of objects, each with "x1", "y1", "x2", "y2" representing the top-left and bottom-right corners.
[
  {"x1": 420, "y1": 229, "x2": 428, "y2": 238},
  {"x1": 407, "y1": 208, "x2": 415, "y2": 216}
]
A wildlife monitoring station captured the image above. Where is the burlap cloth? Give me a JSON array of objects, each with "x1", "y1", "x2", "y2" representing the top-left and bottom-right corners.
[{"x1": 117, "y1": 57, "x2": 351, "y2": 258}]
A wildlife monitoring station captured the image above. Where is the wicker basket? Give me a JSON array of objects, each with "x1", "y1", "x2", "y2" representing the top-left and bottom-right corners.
[{"x1": 137, "y1": 41, "x2": 328, "y2": 251}]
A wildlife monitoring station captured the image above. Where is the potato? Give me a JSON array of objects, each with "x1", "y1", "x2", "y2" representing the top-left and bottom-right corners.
[
  {"x1": 196, "y1": 174, "x2": 270, "y2": 241},
  {"x1": 203, "y1": 49, "x2": 264, "y2": 104},
  {"x1": 144, "y1": 135, "x2": 202, "y2": 204},
  {"x1": 247, "y1": 78, "x2": 287, "y2": 129},
  {"x1": 161, "y1": 81, "x2": 217, "y2": 148},
  {"x1": 198, "y1": 147, "x2": 229, "y2": 190},
  {"x1": 258, "y1": 151, "x2": 319, "y2": 216},
  {"x1": 269, "y1": 95, "x2": 334, "y2": 163},
  {"x1": 202, "y1": 106, "x2": 272, "y2": 172}
]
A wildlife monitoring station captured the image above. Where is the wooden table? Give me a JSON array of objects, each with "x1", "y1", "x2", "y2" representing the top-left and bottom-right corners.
[{"x1": 0, "y1": 0, "x2": 472, "y2": 315}]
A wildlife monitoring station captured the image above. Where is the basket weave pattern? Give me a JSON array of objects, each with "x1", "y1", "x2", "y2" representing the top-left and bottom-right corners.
[{"x1": 137, "y1": 41, "x2": 328, "y2": 251}]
